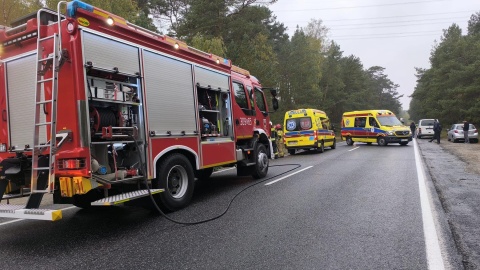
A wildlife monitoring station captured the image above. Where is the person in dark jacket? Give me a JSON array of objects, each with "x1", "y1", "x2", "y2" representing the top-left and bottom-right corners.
[
  {"x1": 463, "y1": 120, "x2": 470, "y2": 143},
  {"x1": 429, "y1": 119, "x2": 441, "y2": 143},
  {"x1": 410, "y1": 122, "x2": 416, "y2": 138}
]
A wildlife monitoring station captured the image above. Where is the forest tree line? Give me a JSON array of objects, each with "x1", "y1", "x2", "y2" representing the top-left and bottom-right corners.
[
  {"x1": 6, "y1": 0, "x2": 476, "y2": 127},
  {"x1": 409, "y1": 13, "x2": 480, "y2": 127}
]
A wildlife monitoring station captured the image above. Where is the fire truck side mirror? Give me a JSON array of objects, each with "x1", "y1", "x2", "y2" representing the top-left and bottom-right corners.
[
  {"x1": 269, "y1": 89, "x2": 278, "y2": 97},
  {"x1": 272, "y1": 98, "x2": 279, "y2": 111}
]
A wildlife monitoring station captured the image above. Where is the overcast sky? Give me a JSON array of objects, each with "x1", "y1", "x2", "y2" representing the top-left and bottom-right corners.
[{"x1": 269, "y1": 0, "x2": 480, "y2": 111}]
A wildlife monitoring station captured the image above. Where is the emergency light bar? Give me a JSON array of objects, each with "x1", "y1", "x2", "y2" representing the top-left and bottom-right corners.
[{"x1": 67, "y1": 0, "x2": 126, "y2": 25}]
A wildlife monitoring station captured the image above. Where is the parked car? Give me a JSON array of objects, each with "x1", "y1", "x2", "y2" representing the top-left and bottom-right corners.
[
  {"x1": 447, "y1": 123, "x2": 478, "y2": 143},
  {"x1": 416, "y1": 119, "x2": 435, "y2": 139}
]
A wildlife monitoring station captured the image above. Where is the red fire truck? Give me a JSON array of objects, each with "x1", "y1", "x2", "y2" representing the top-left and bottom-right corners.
[{"x1": 0, "y1": 0, "x2": 278, "y2": 221}]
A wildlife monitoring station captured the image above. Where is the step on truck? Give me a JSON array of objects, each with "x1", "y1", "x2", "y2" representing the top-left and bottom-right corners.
[{"x1": 0, "y1": 0, "x2": 279, "y2": 221}]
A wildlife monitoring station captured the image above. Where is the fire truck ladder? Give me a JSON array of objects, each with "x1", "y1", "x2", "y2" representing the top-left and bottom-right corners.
[
  {"x1": 26, "y1": 11, "x2": 61, "y2": 220},
  {"x1": 0, "y1": 9, "x2": 63, "y2": 221}
]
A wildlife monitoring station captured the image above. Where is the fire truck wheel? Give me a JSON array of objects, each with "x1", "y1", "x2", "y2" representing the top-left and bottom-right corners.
[
  {"x1": 155, "y1": 153, "x2": 194, "y2": 211},
  {"x1": 194, "y1": 168, "x2": 214, "y2": 180},
  {"x1": 331, "y1": 139, "x2": 336, "y2": 149},
  {"x1": 346, "y1": 136, "x2": 354, "y2": 146},
  {"x1": 252, "y1": 143, "x2": 268, "y2": 179}
]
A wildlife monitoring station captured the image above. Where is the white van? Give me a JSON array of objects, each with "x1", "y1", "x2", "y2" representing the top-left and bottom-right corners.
[{"x1": 417, "y1": 119, "x2": 435, "y2": 138}]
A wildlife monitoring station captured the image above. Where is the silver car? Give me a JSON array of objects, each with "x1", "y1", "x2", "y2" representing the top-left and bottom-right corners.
[{"x1": 447, "y1": 123, "x2": 478, "y2": 143}]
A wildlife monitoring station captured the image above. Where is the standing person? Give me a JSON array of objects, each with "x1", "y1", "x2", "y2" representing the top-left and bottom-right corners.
[
  {"x1": 429, "y1": 119, "x2": 441, "y2": 143},
  {"x1": 275, "y1": 124, "x2": 285, "y2": 158},
  {"x1": 463, "y1": 120, "x2": 470, "y2": 143},
  {"x1": 270, "y1": 122, "x2": 278, "y2": 159},
  {"x1": 410, "y1": 121, "x2": 416, "y2": 138}
]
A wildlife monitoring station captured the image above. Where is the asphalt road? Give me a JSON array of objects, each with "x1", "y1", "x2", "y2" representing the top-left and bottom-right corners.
[{"x1": 0, "y1": 140, "x2": 462, "y2": 269}]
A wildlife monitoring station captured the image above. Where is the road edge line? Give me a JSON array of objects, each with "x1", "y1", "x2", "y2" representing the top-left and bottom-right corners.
[{"x1": 414, "y1": 139, "x2": 445, "y2": 270}]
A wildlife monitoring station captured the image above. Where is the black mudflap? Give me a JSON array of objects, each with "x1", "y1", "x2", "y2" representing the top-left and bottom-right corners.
[{"x1": 26, "y1": 156, "x2": 49, "y2": 209}]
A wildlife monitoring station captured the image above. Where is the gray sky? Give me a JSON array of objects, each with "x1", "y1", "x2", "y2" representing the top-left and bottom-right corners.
[{"x1": 269, "y1": 0, "x2": 480, "y2": 111}]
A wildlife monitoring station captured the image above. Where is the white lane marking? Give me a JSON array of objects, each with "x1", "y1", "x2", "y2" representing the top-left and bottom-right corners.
[
  {"x1": 348, "y1": 146, "x2": 360, "y2": 151},
  {"x1": 265, "y1": 166, "x2": 313, "y2": 186},
  {"x1": 0, "y1": 206, "x2": 78, "y2": 226},
  {"x1": 414, "y1": 139, "x2": 445, "y2": 269}
]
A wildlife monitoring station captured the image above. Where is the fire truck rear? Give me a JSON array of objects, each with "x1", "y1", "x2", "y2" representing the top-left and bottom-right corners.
[{"x1": 0, "y1": 0, "x2": 278, "y2": 221}]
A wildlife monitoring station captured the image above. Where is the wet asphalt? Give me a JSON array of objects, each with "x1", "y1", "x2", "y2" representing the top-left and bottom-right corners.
[
  {"x1": 0, "y1": 139, "x2": 477, "y2": 269},
  {"x1": 417, "y1": 138, "x2": 480, "y2": 269}
]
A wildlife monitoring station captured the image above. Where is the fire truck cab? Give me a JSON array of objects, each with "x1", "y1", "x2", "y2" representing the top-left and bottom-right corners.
[{"x1": 0, "y1": 1, "x2": 278, "y2": 221}]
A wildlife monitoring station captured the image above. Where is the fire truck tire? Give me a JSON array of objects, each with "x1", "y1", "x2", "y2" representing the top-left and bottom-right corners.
[
  {"x1": 252, "y1": 143, "x2": 269, "y2": 179},
  {"x1": 194, "y1": 168, "x2": 214, "y2": 180},
  {"x1": 155, "y1": 153, "x2": 194, "y2": 211},
  {"x1": 331, "y1": 139, "x2": 336, "y2": 149}
]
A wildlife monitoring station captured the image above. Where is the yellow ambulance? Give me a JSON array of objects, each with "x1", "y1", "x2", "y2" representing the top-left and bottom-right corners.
[
  {"x1": 341, "y1": 110, "x2": 412, "y2": 146},
  {"x1": 283, "y1": 109, "x2": 336, "y2": 154}
]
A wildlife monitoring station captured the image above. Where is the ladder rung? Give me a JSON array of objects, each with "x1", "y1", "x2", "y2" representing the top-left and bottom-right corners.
[
  {"x1": 35, "y1": 122, "x2": 52, "y2": 126},
  {"x1": 39, "y1": 35, "x2": 55, "y2": 42},
  {"x1": 37, "y1": 78, "x2": 54, "y2": 83},
  {"x1": 34, "y1": 144, "x2": 51, "y2": 148},
  {"x1": 33, "y1": 167, "x2": 50, "y2": 170},
  {"x1": 36, "y1": 100, "x2": 53, "y2": 105},
  {"x1": 30, "y1": 189, "x2": 49, "y2": 193},
  {"x1": 38, "y1": 56, "x2": 54, "y2": 62}
]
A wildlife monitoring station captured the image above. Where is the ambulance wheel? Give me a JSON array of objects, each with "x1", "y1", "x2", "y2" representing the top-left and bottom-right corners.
[
  {"x1": 377, "y1": 137, "x2": 388, "y2": 146},
  {"x1": 288, "y1": 149, "x2": 296, "y2": 155},
  {"x1": 252, "y1": 143, "x2": 269, "y2": 179},
  {"x1": 346, "y1": 136, "x2": 354, "y2": 146},
  {"x1": 317, "y1": 141, "x2": 324, "y2": 153},
  {"x1": 155, "y1": 153, "x2": 194, "y2": 211},
  {"x1": 194, "y1": 168, "x2": 214, "y2": 180},
  {"x1": 331, "y1": 140, "x2": 336, "y2": 149}
]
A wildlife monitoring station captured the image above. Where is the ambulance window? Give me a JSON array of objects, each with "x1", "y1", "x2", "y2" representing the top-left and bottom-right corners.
[
  {"x1": 369, "y1": 117, "x2": 379, "y2": 127},
  {"x1": 355, "y1": 117, "x2": 366, "y2": 127},
  {"x1": 233, "y1": 82, "x2": 249, "y2": 111},
  {"x1": 254, "y1": 88, "x2": 267, "y2": 112},
  {"x1": 321, "y1": 117, "x2": 330, "y2": 129},
  {"x1": 286, "y1": 117, "x2": 312, "y2": 131}
]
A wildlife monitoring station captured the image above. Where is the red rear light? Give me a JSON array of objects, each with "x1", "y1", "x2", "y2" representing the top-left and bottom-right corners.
[
  {"x1": 58, "y1": 158, "x2": 86, "y2": 170},
  {"x1": 474, "y1": 129, "x2": 478, "y2": 133},
  {"x1": 454, "y1": 130, "x2": 458, "y2": 133}
]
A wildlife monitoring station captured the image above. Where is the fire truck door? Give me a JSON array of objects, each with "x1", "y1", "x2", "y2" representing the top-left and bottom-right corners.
[
  {"x1": 232, "y1": 81, "x2": 255, "y2": 139},
  {"x1": 253, "y1": 86, "x2": 268, "y2": 131}
]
